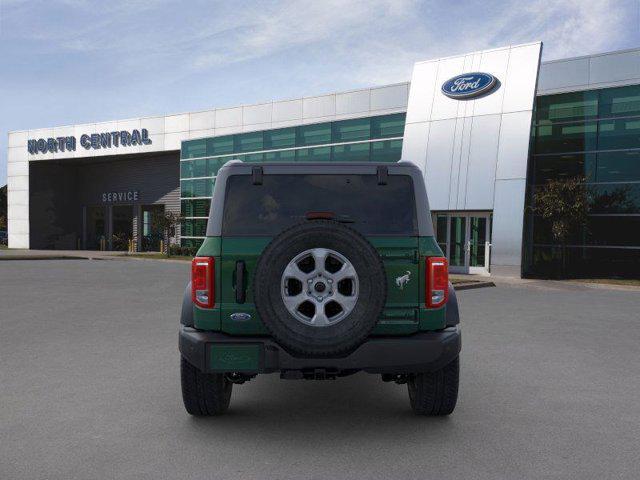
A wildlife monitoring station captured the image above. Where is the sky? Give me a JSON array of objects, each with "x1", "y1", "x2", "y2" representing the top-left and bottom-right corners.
[{"x1": 1, "y1": 0, "x2": 639, "y2": 186}]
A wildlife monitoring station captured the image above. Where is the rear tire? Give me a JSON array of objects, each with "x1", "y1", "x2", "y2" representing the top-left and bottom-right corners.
[
  {"x1": 408, "y1": 357, "x2": 459, "y2": 416},
  {"x1": 181, "y1": 356, "x2": 232, "y2": 416}
]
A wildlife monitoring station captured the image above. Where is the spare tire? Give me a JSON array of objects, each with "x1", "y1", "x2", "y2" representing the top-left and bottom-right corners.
[{"x1": 254, "y1": 220, "x2": 386, "y2": 357}]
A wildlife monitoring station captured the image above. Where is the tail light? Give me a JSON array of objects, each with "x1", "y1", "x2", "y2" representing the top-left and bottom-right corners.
[
  {"x1": 426, "y1": 257, "x2": 448, "y2": 308},
  {"x1": 192, "y1": 257, "x2": 215, "y2": 308}
]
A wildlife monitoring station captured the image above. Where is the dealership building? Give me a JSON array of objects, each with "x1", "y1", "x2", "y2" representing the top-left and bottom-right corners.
[{"x1": 6, "y1": 42, "x2": 640, "y2": 277}]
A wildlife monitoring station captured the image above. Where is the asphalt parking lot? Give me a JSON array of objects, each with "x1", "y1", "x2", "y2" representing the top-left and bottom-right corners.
[{"x1": 1, "y1": 259, "x2": 639, "y2": 480}]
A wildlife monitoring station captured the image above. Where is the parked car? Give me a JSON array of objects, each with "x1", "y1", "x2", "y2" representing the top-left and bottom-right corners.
[
  {"x1": 0, "y1": 230, "x2": 7, "y2": 246},
  {"x1": 179, "y1": 161, "x2": 461, "y2": 416}
]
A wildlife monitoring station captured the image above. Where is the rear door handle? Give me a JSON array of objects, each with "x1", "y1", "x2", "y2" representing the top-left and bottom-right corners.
[{"x1": 235, "y1": 261, "x2": 246, "y2": 304}]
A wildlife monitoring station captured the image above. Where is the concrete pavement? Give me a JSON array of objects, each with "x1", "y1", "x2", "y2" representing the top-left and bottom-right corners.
[{"x1": 1, "y1": 260, "x2": 639, "y2": 479}]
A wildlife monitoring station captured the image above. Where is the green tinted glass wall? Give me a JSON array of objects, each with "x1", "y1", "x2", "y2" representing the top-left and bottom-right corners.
[
  {"x1": 524, "y1": 84, "x2": 640, "y2": 279},
  {"x1": 179, "y1": 112, "x2": 406, "y2": 247}
]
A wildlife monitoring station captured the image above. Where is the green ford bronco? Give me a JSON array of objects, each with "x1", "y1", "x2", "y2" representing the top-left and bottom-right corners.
[{"x1": 179, "y1": 161, "x2": 461, "y2": 416}]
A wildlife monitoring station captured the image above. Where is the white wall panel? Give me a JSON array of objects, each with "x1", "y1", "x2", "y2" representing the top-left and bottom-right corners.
[
  {"x1": 472, "y1": 49, "x2": 509, "y2": 116},
  {"x1": 272, "y1": 99, "x2": 303, "y2": 122},
  {"x1": 431, "y1": 56, "x2": 467, "y2": 121},
  {"x1": 8, "y1": 131, "x2": 28, "y2": 147},
  {"x1": 7, "y1": 161, "x2": 28, "y2": 177},
  {"x1": 406, "y1": 64, "x2": 438, "y2": 124},
  {"x1": 303, "y1": 95, "x2": 336, "y2": 118},
  {"x1": 215, "y1": 107, "x2": 243, "y2": 128},
  {"x1": 538, "y1": 58, "x2": 589, "y2": 92},
  {"x1": 188, "y1": 111, "x2": 215, "y2": 131},
  {"x1": 589, "y1": 50, "x2": 640, "y2": 85},
  {"x1": 423, "y1": 119, "x2": 456, "y2": 211},
  {"x1": 140, "y1": 116, "x2": 165, "y2": 134},
  {"x1": 464, "y1": 114, "x2": 501, "y2": 209},
  {"x1": 242, "y1": 103, "x2": 272, "y2": 125},
  {"x1": 400, "y1": 122, "x2": 430, "y2": 171},
  {"x1": 492, "y1": 179, "x2": 526, "y2": 266},
  {"x1": 502, "y1": 43, "x2": 541, "y2": 113},
  {"x1": 164, "y1": 114, "x2": 189, "y2": 133},
  {"x1": 8, "y1": 146, "x2": 27, "y2": 163},
  {"x1": 370, "y1": 84, "x2": 408, "y2": 111},
  {"x1": 495, "y1": 110, "x2": 534, "y2": 180},
  {"x1": 336, "y1": 90, "x2": 370, "y2": 115}
]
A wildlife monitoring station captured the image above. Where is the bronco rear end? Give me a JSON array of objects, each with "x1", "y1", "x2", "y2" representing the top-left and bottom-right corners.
[{"x1": 179, "y1": 161, "x2": 461, "y2": 416}]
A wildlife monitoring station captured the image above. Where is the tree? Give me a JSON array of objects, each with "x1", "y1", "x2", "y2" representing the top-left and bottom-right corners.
[
  {"x1": 533, "y1": 176, "x2": 590, "y2": 277},
  {"x1": 151, "y1": 210, "x2": 183, "y2": 256}
]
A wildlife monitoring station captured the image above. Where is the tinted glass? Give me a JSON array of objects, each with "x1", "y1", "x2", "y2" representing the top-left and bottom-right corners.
[
  {"x1": 370, "y1": 139, "x2": 403, "y2": 162},
  {"x1": 206, "y1": 136, "x2": 234, "y2": 156},
  {"x1": 536, "y1": 91, "x2": 598, "y2": 123},
  {"x1": 332, "y1": 118, "x2": 370, "y2": 142},
  {"x1": 595, "y1": 150, "x2": 640, "y2": 182},
  {"x1": 534, "y1": 122, "x2": 598, "y2": 154},
  {"x1": 296, "y1": 124, "x2": 332, "y2": 146},
  {"x1": 296, "y1": 147, "x2": 331, "y2": 162},
  {"x1": 223, "y1": 174, "x2": 417, "y2": 235},
  {"x1": 331, "y1": 143, "x2": 370, "y2": 162},
  {"x1": 182, "y1": 139, "x2": 207, "y2": 159},
  {"x1": 182, "y1": 199, "x2": 211, "y2": 217},
  {"x1": 234, "y1": 132, "x2": 263, "y2": 153},
  {"x1": 371, "y1": 113, "x2": 406, "y2": 138},
  {"x1": 599, "y1": 84, "x2": 640, "y2": 118},
  {"x1": 264, "y1": 128, "x2": 296, "y2": 149}
]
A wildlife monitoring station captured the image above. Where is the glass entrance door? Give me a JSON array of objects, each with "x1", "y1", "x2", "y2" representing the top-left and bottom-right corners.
[
  {"x1": 433, "y1": 212, "x2": 492, "y2": 275},
  {"x1": 112, "y1": 205, "x2": 134, "y2": 251},
  {"x1": 86, "y1": 206, "x2": 106, "y2": 250}
]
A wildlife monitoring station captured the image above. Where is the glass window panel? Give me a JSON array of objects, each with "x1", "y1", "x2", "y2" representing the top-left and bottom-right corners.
[
  {"x1": 534, "y1": 121, "x2": 598, "y2": 154},
  {"x1": 590, "y1": 183, "x2": 640, "y2": 214},
  {"x1": 598, "y1": 84, "x2": 640, "y2": 118},
  {"x1": 371, "y1": 113, "x2": 406, "y2": 139},
  {"x1": 531, "y1": 153, "x2": 597, "y2": 183},
  {"x1": 370, "y1": 139, "x2": 403, "y2": 162},
  {"x1": 181, "y1": 238, "x2": 204, "y2": 249},
  {"x1": 264, "y1": 128, "x2": 296, "y2": 149},
  {"x1": 206, "y1": 136, "x2": 234, "y2": 156},
  {"x1": 535, "y1": 91, "x2": 598, "y2": 123},
  {"x1": 586, "y1": 215, "x2": 640, "y2": 247},
  {"x1": 596, "y1": 151, "x2": 640, "y2": 182},
  {"x1": 180, "y1": 180, "x2": 193, "y2": 198},
  {"x1": 234, "y1": 131, "x2": 263, "y2": 153},
  {"x1": 181, "y1": 219, "x2": 208, "y2": 237},
  {"x1": 331, "y1": 143, "x2": 370, "y2": 162},
  {"x1": 181, "y1": 199, "x2": 211, "y2": 218},
  {"x1": 332, "y1": 118, "x2": 370, "y2": 142},
  {"x1": 296, "y1": 146, "x2": 331, "y2": 162},
  {"x1": 222, "y1": 174, "x2": 417, "y2": 236},
  {"x1": 181, "y1": 139, "x2": 207, "y2": 159},
  {"x1": 296, "y1": 123, "x2": 331, "y2": 146},
  {"x1": 243, "y1": 153, "x2": 264, "y2": 162},
  {"x1": 180, "y1": 160, "x2": 193, "y2": 179},
  {"x1": 207, "y1": 157, "x2": 229, "y2": 176},
  {"x1": 529, "y1": 245, "x2": 640, "y2": 279},
  {"x1": 264, "y1": 149, "x2": 296, "y2": 162},
  {"x1": 597, "y1": 119, "x2": 640, "y2": 150}
]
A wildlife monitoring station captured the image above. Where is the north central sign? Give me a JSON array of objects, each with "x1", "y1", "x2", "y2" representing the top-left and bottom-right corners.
[
  {"x1": 27, "y1": 128, "x2": 152, "y2": 155},
  {"x1": 441, "y1": 72, "x2": 497, "y2": 99}
]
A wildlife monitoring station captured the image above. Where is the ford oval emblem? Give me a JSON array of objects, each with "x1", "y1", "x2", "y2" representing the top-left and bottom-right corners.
[
  {"x1": 230, "y1": 312, "x2": 252, "y2": 322},
  {"x1": 441, "y1": 72, "x2": 497, "y2": 99}
]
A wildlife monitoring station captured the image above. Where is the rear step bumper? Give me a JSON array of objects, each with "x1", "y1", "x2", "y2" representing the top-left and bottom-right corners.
[{"x1": 179, "y1": 326, "x2": 461, "y2": 375}]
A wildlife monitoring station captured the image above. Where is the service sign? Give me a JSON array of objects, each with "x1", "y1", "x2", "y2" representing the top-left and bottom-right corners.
[{"x1": 441, "y1": 72, "x2": 497, "y2": 99}]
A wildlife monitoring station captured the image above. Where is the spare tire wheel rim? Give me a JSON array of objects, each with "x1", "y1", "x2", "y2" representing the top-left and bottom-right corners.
[{"x1": 281, "y1": 248, "x2": 359, "y2": 327}]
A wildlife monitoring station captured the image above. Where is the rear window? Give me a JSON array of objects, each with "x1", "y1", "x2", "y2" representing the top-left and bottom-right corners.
[{"x1": 222, "y1": 174, "x2": 417, "y2": 236}]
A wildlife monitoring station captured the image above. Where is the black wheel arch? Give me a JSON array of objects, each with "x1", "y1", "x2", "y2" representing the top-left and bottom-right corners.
[
  {"x1": 445, "y1": 282, "x2": 459, "y2": 327},
  {"x1": 180, "y1": 282, "x2": 194, "y2": 327}
]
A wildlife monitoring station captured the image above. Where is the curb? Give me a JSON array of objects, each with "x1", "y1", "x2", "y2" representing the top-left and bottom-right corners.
[{"x1": 453, "y1": 281, "x2": 495, "y2": 291}]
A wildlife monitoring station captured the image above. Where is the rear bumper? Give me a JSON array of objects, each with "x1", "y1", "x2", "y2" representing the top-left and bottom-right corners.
[{"x1": 179, "y1": 325, "x2": 461, "y2": 375}]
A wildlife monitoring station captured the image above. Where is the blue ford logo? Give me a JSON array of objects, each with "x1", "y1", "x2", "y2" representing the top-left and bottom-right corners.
[{"x1": 441, "y1": 72, "x2": 497, "y2": 99}]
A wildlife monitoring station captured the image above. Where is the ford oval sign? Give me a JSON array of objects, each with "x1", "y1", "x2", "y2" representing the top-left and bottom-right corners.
[{"x1": 441, "y1": 72, "x2": 497, "y2": 99}]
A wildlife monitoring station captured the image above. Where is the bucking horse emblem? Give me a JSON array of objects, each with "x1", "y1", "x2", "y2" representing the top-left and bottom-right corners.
[{"x1": 395, "y1": 271, "x2": 411, "y2": 290}]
